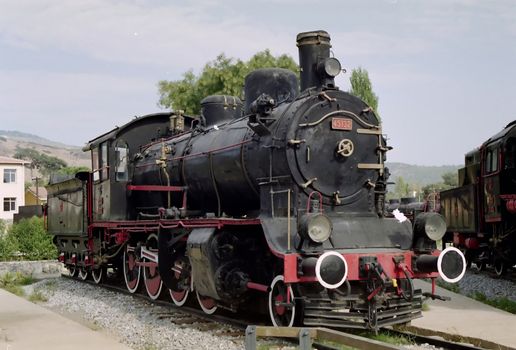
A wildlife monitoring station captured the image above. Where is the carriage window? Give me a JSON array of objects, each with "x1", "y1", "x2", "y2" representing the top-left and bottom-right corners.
[
  {"x1": 485, "y1": 147, "x2": 498, "y2": 173},
  {"x1": 115, "y1": 140, "x2": 129, "y2": 181}
]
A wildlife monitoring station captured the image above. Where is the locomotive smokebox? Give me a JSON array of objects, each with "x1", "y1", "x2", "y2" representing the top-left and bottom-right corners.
[
  {"x1": 296, "y1": 30, "x2": 341, "y2": 91},
  {"x1": 414, "y1": 247, "x2": 466, "y2": 283}
]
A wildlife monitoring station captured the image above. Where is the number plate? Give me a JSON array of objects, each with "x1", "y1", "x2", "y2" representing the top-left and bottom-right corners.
[{"x1": 331, "y1": 118, "x2": 353, "y2": 130}]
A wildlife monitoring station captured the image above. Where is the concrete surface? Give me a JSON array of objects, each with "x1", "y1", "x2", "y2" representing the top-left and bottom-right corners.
[
  {"x1": 0, "y1": 288, "x2": 131, "y2": 350},
  {"x1": 413, "y1": 280, "x2": 516, "y2": 349}
]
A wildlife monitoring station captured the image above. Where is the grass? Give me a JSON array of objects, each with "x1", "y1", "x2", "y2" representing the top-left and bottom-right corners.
[
  {"x1": 0, "y1": 271, "x2": 31, "y2": 296},
  {"x1": 421, "y1": 302, "x2": 430, "y2": 311},
  {"x1": 28, "y1": 289, "x2": 48, "y2": 303},
  {"x1": 0, "y1": 271, "x2": 39, "y2": 299},
  {"x1": 362, "y1": 330, "x2": 414, "y2": 346},
  {"x1": 471, "y1": 292, "x2": 516, "y2": 314},
  {"x1": 3, "y1": 283, "x2": 25, "y2": 296},
  {"x1": 139, "y1": 343, "x2": 159, "y2": 350}
]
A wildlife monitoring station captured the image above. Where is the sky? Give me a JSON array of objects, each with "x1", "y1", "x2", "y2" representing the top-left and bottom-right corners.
[{"x1": 0, "y1": 0, "x2": 515, "y2": 166}]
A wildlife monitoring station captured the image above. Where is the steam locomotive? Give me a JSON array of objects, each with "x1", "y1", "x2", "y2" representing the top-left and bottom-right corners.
[
  {"x1": 440, "y1": 121, "x2": 516, "y2": 276},
  {"x1": 46, "y1": 30, "x2": 466, "y2": 330}
]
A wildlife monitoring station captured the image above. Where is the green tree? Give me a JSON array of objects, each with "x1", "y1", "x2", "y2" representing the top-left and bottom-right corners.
[
  {"x1": 349, "y1": 67, "x2": 379, "y2": 119},
  {"x1": 57, "y1": 166, "x2": 91, "y2": 175},
  {"x1": 394, "y1": 176, "x2": 411, "y2": 197},
  {"x1": 158, "y1": 50, "x2": 298, "y2": 115},
  {"x1": 421, "y1": 171, "x2": 459, "y2": 197},
  {"x1": 14, "y1": 147, "x2": 67, "y2": 175},
  {"x1": 441, "y1": 171, "x2": 458, "y2": 187}
]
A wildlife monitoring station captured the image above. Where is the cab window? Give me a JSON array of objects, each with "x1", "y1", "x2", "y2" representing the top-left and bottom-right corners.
[
  {"x1": 92, "y1": 143, "x2": 109, "y2": 181},
  {"x1": 485, "y1": 146, "x2": 498, "y2": 174},
  {"x1": 100, "y1": 142, "x2": 109, "y2": 180},
  {"x1": 92, "y1": 147, "x2": 99, "y2": 181},
  {"x1": 115, "y1": 140, "x2": 129, "y2": 181}
]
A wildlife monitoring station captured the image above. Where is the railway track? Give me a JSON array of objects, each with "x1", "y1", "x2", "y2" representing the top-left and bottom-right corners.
[{"x1": 59, "y1": 273, "x2": 493, "y2": 350}]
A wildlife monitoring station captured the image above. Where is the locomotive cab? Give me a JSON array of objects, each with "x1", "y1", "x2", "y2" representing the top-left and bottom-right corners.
[{"x1": 83, "y1": 112, "x2": 198, "y2": 222}]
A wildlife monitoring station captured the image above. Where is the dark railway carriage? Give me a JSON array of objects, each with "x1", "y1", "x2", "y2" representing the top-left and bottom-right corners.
[
  {"x1": 440, "y1": 121, "x2": 516, "y2": 275},
  {"x1": 47, "y1": 30, "x2": 466, "y2": 330}
]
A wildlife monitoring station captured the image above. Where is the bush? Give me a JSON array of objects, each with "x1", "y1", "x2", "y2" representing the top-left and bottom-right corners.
[
  {"x1": 0, "y1": 217, "x2": 57, "y2": 261},
  {"x1": 0, "y1": 234, "x2": 18, "y2": 261},
  {"x1": 0, "y1": 219, "x2": 6, "y2": 235}
]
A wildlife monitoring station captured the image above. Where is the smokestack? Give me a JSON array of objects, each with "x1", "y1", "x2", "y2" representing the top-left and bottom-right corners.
[{"x1": 296, "y1": 30, "x2": 340, "y2": 92}]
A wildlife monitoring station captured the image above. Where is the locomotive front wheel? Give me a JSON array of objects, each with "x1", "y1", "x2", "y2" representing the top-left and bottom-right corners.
[
  {"x1": 123, "y1": 245, "x2": 141, "y2": 293},
  {"x1": 196, "y1": 291, "x2": 217, "y2": 315},
  {"x1": 169, "y1": 253, "x2": 190, "y2": 306},
  {"x1": 78, "y1": 268, "x2": 89, "y2": 281},
  {"x1": 92, "y1": 267, "x2": 104, "y2": 284},
  {"x1": 268, "y1": 275, "x2": 296, "y2": 327},
  {"x1": 143, "y1": 234, "x2": 163, "y2": 300}
]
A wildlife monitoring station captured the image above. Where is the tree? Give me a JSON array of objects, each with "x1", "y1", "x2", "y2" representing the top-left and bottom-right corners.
[
  {"x1": 394, "y1": 176, "x2": 411, "y2": 197},
  {"x1": 57, "y1": 166, "x2": 91, "y2": 175},
  {"x1": 14, "y1": 147, "x2": 67, "y2": 175},
  {"x1": 441, "y1": 171, "x2": 458, "y2": 187},
  {"x1": 158, "y1": 50, "x2": 298, "y2": 115},
  {"x1": 348, "y1": 67, "x2": 379, "y2": 119},
  {"x1": 421, "y1": 171, "x2": 458, "y2": 197}
]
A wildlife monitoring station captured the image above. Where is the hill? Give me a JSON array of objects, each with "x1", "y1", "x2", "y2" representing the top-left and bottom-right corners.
[
  {"x1": 385, "y1": 162, "x2": 460, "y2": 186},
  {"x1": 0, "y1": 130, "x2": 90, "y2": 173}
]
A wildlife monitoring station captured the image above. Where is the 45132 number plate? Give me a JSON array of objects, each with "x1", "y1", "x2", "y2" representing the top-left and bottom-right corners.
[{"x1": 331, "y1": 118, "x2": 353, "y2": 130}]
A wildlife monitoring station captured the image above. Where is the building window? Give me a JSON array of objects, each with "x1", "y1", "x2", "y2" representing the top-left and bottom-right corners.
[
  {"x1": 3, "y1": 197, "x2": 16, "y2": 212},
  {"x1": 3, "y1": 169, "x2": 16, "y2": 183}
]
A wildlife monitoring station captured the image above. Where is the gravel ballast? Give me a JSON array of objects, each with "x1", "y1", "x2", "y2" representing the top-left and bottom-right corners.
[
  {"x1": 454, "y1": 270, "x2": 516, "y2": 302},
  {"x1": 31, "y1": 278, "x2": 244, "y2": 350}
]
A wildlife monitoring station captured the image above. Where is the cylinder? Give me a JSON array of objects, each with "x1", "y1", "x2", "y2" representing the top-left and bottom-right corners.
[{"x1": 296, "y1": 30, "x2": 332, "y2": 91}]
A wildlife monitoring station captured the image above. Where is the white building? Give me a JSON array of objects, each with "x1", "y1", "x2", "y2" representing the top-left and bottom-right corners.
[{"x1": 0, "y1": 156, "x2": 29, "y2": 222}]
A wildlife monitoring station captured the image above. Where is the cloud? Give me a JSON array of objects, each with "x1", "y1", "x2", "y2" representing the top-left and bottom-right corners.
[{"x1": 0, "y1": 0, "x2": 294, "y2": 70}]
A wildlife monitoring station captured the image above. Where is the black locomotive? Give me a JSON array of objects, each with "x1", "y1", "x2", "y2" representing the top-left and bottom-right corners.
[
  {"x1": 46, "y1": 30, "x2": 466, "y2": 330},
  {"x1": 440, "y1": 121, "x2": 516, "y2": 276}
]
